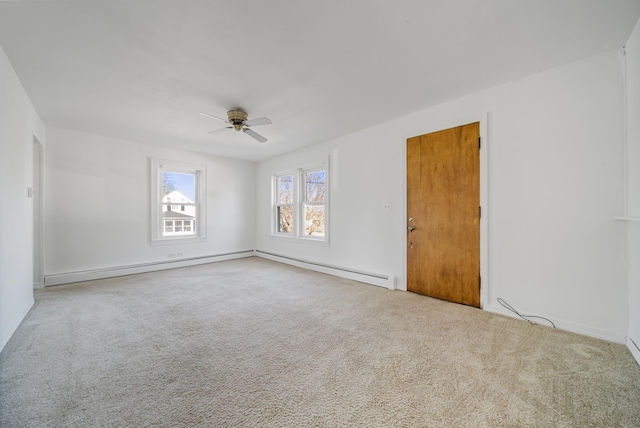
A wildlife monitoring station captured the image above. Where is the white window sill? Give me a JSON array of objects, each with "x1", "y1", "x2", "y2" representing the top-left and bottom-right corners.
[
  {"x1": 270, "y1": 234, "x2": 329, "y2": 247},
  {"x1": 614, "y1": 216, "x2": 640, "y2": 222}
]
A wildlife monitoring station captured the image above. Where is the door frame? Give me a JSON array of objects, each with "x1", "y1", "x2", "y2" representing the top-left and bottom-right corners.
[
  {"x1": 403, "y1": 113, "x2": 489, "y2": 308},
  {"x1": 33, "y1": 136, "x2": 44, "y2": 288}
]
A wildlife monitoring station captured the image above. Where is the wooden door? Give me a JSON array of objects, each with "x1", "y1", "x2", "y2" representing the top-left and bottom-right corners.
[{"x1": 407, "y1": 122, "x2": 480, "y2": 307}]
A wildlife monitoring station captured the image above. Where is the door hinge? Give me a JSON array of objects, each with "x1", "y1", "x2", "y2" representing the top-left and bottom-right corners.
[
  {"x1": 478, "y1": 136, "x2": 481, "y2": 149},
  {"x1": 479, "y1": 276, "x2": 481, "y2": 290},
  {"x1": 479, "y1": 206, "x2": 481, "y2": 219}
]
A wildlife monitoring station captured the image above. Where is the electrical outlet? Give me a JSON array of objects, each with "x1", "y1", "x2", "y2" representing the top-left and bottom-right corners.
[{"x1": 383, "y1": 203, "x2": 392, "y2": 211}]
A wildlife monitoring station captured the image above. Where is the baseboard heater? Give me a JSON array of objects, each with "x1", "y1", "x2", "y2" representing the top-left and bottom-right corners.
[
  {"x1": 44, "y1": 250, "x2": 255, "y2": 287},
  {"x1": 255, "y1": 250, "x2": 395, "y2": 290}
]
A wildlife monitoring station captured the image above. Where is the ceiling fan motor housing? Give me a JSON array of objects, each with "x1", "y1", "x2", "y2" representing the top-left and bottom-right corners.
[{"x1": 227, "y1": 110, "x2": 248, "y2": 130}]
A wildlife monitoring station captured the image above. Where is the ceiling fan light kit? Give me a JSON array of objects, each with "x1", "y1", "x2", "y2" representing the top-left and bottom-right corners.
[
  {"x1": 227, "y1": 110, "x2": 248, "y2": 131},
  {"x1": 200, "y1": 109, "x2": 271, "y2": 143}
]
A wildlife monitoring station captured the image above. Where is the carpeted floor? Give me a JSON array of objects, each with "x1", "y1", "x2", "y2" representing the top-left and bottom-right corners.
[{"x1": 1, "y1": 257, "x2": 639, "y2": 427}]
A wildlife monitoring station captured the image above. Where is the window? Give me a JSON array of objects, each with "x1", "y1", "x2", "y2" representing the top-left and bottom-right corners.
[
  {"x1": 275, "y1": 174, "x2": 293, "y2": 234},
  {"x1": 150, "y1": 158, "x2": 207, "y2": 244},
  {"x1": 272, "y1": 159, "x2": 328, "y2": 242},
  {"x1": 302, "y1": 169, "x2": 326, "y2": 237}
]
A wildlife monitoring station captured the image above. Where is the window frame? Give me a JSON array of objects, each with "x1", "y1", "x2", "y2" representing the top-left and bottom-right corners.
[
  {"x1": 271, "y1": 157, "x2": 329, "y2": 244},
  {"x1": 150, "y1": 158, "x2": 207, "y2": 245},
  {"x1": 299, "y1": 167, "x2": 327, "y2": 240},
  {"x1": 273, "y1": 171, "x2": 294, "y2": 236}
]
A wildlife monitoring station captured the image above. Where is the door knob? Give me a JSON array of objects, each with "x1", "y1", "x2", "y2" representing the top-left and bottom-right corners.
[{"x1": 408, "y1": 225, "x2": 416, "y2": 232}]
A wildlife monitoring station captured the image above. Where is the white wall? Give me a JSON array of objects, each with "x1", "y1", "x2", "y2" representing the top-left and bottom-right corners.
[
  {"x1": 625, "y1": 17, "x2": 640, "y2": 362},
  {"x1": 257, "y1": 50, "x2": 627, "y2": 343},
  {"x1": 44, "y1": 128, "x2": 255, "y2": 277},
  {"x1": 0, "y1": 45, "x2": 46, "y2": 352}
]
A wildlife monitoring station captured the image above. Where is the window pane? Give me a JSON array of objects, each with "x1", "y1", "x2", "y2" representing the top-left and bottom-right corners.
[
  {"x1": 162, "y1": 207, "x2": 196, "y2": 236},
  {"x1": 278, "y1": 175, "x2": 293, "y2": 204},
  {"x1": 162, "y1": 171, "x2": 196, "y2": 201},
  {"x1": 277, "y1": 206, "x2": 293, "y2": 233},
  {"x1": 305, "y1": 170, "x2": 325, "y2": 203},
  {"x1": 305, "y1": 205, "x2": 325, "y2": 236}
]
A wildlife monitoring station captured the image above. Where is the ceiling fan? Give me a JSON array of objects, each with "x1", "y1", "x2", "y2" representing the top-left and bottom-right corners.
[{"x1": 200, "y1": 109, "x2": 272, "y2": 143}]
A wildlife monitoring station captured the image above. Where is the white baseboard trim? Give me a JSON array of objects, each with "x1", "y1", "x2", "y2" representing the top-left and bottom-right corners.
[
  {"x1": 44, "y1": 250, "x2": 255, "y2": 286},
  {"x1": 256, "y1": 250, "x2": 395, "y2": 290},
  {"x1": 0, "y1": 297, "x2": 34, "y2": 354},
  {"x1": 628, "y1": 337, "x2": 640, "y2": 367},
  {"x1": 484, "y1": 303, "x2": 627, "y2": 344}
]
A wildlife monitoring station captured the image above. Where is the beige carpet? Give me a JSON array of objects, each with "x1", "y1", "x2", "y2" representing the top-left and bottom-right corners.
[{"x1": 1, "y1": 257, "x2": 639, "y2": 427}]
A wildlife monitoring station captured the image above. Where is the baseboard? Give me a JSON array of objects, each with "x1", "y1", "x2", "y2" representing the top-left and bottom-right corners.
[
  {"x1": 484, "y1": 303, "x2": 627, "y2": 344},
  {"x1": 0, "y1": 297, "x2": 34, "y2": 354},
  {"x1": 44, "y1": 250, "x2": 255, "y2": 286},
  {"x1": 628, "y1": 337, "x2": 640, "y2": 367},
  {"x1": 256, "y1": 250, "x2": 395, "y2": 289}
]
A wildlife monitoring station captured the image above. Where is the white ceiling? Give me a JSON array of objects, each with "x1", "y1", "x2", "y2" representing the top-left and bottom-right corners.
[{"x1": 1, "y1": 1, "x2": 639, "y2": 162}]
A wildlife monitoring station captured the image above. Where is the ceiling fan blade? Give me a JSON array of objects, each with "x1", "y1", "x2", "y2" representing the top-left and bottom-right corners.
[
  {"x1": 199, "y1": 112, "x2": 228, "y2": 123},
  {"x1": 208, "y1": 126, "x2": 231, "y2": 135},
  {"x1": 243, "y1": 128, "x2": 268, "y2": 143},
  {"x1": 244, "y1": 117, "x2": 272, "y2": 127}
]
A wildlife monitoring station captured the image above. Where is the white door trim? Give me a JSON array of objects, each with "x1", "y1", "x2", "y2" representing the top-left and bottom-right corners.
[{"x1": 33, "y1": 136, "x2": 44, "y2": 288}]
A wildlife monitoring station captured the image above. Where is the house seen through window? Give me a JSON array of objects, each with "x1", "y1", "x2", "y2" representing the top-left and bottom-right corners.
[
  {"x1": 162, "y1": 172, "x2": 196, "y2": 237},
  {"x1": 150, "y1": 158, "x2": 206, "y2": 244}
]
